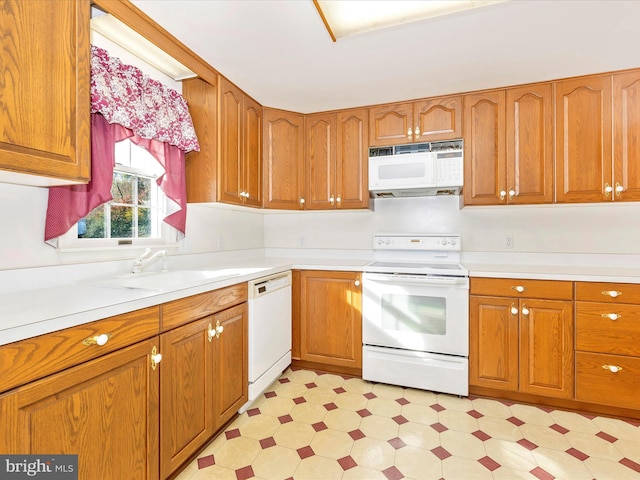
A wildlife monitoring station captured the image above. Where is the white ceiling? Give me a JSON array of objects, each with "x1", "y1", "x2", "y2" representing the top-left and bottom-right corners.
[{"x1": 130, "y1": 0, "x2": 640, "y2": 114}]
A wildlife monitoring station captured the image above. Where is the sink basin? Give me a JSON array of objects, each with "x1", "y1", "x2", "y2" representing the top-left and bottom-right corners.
[{"x1": 93, "y1": 269, "x2": 242, "y2": 291}]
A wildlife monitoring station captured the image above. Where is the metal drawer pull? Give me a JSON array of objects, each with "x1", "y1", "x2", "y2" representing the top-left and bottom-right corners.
[
  {"x1": 602, "y1": 364, "x2": 623, "y2": 373},
  {"x1": 601, "y1": 290, "x2": 622, "y2": 298},
  {"x1": 511, "y1": 304, "x2": 518, "y2": 315},
  {"x1": 151, "y1": 346, "x2": 162, "y2": 370},
  {"x1": 512, "y1": 285, "x2": 526, "y2": 293},
  {"x1": 82, "y1": 333, "x2": 111, "y2": 346},
  {"x1": 601, "y1": 313, "x2": 621, "y2": 321},
  {"x1": 521, "y1": 304, "x2": 529, "y2": 316}
]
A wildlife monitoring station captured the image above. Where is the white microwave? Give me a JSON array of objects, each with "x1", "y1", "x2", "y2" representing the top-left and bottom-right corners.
[{"x1": 368, "y1": 141, "x2": 463, "y2": 197}]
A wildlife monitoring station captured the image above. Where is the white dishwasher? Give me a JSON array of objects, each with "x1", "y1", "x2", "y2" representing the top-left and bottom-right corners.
[{"x1": 240, "y1": 270, "x2": 292, "y2": 413}]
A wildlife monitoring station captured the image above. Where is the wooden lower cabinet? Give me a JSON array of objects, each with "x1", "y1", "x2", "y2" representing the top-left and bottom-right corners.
[
  {"x1": 298, "y1": 270, "x2": 362, "y2": 374},
  {"x1": 469, "y1": 278, "x2": 574, "y2": 400},
  {"x1": 0, "y1": 338, "x2": 159, "y2": 480}
]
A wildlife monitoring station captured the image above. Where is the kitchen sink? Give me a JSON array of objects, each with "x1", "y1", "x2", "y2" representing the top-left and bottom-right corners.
[{"x1": 92, "y1": 269, "x2": 243, "y2": 291}]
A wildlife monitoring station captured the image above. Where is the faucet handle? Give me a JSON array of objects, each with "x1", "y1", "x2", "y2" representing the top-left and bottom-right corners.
[{"x1": 136, "y1": 248, "x2": 152, "y2": 262}]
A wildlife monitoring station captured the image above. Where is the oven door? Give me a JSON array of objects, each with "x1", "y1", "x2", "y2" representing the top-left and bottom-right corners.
[{"x1": 362, "y1": 272, "x2": 469, "y2": 356}]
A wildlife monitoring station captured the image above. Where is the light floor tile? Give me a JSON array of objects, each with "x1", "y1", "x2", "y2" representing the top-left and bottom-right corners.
[
  {"x1": 341, "y1": 465, "x2": 388, "y2": 479},
  {"x1": 585, "y1": 455, "x2": 640, "y2": 480},
  {"x1": 472, "y1": 397, "x2": 513, "y2": 419},
  {"x1": 436, "y1": 393, "x2": 474, "y2": 412},
  {"x1": 350, "y1": 436, "x2": 397, "y2": 470},
  {"x1": 211, "y1": 436, "x2": 261, "y2": 470},
  {"x1": 403, "y1": 387, "x2": 438, "y2": 405},
  {"x1": 550, "y1": 409, "x2": 601, "y2": 435},
  {"x1": 358, "y1": 414, "x2": 400, "y2": 440},
  {"x1": 441, "y1": 455, "x2": 493, "y2": 480},
  {"x1": 255, "y1": 395, "x2": 295, "y2": 417},
  {"x1": 371, "y1": 382, "x2": 405, "y2": 399},
  {"x1": 342, "y1": 377, "x2": 373, "y2": 394},
  {"x1": 289, "y1": 401, "x2": 328, "y2": 424},
  {"x1": 333, "y1": 391, "x2": 369, "y2": 411},
  {"x1": 593, "y1": 416, "x2": 640, "y2": 442},
  {"x1": 477, "y1": 416, "x2": 523, "y2": 442},
  {"x1": 565, "y1": 430, "x2": 624, "y2": 461},
  {"x1": 439, "y1": 429, "x2": 487, "y2": 460},
  {"x1": 270, "y1": 381, "x2": 309, "y2": 399},
  {"x1": 509, "y1": 403, "x2": 555, "y2": 426},
  {"x1": 532, "y1": 446, "x2": 594, "y2": 479},
  {"x1": 313, "y1": 373, "x2": 346, "y2": 389},
  {"x1": 483, "y1": 437, "x2": 537, "y2": 471},
  {"x1": 323, "y1": 408, "x2": 364, "y2": 432},
  {"x1": 395, "y1": 445, "x2": 444, "y2": 479},
  {"x1": 398, "y1": 422, "x2": 441, "y2": 450},
  {"x1": 272, "y1": 421, "x2": 316, "y2": 449},
  {"x1": 250, "y1": 445, "x2": 300, "y2": 479},
  {"x1": 366, "y1": 396, "x2": 403, "y2": 417},
  {"x1": 189, "y1": 464, "x2": 237, "y2": 480},
  {"x1": 519, "y1": 422, "x2": 572, "y2": 450},
  {"x1": 293, "y1": 455, "x2": 345, "y2": 479},
  {"x1": 438, "y1": 408, "x2": 480, "y2": 433},
  {"x1": 302, "y1": 385, "x2": 338, "y2": 405},
  {"x1": 310, "y1": 429, "x2": 354, "y2": 459},
  {"x1": 492, "y1": 465, "x2": 537, "y2": 479},
  {"x1": 401, "y1": 402, "x2": 439, "y2": 425},
  {"x1": 614, "y1": 439, "x2": 640, "y2": 462},
  {"x1": 237, "y1": 413, "x2": 281, "y2": 439}
]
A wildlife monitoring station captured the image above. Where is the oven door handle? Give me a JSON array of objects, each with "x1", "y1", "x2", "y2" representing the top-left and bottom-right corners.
[{"x1": 364, "y1": 273, "x2": 468, "y2": 286}]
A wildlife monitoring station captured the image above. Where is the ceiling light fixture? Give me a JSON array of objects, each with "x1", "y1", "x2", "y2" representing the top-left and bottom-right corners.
[{"x1": 313, "y1": 0, "x2": 506, "y2": 42}]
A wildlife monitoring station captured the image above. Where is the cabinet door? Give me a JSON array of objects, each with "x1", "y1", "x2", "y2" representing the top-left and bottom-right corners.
[
  {"x1": 0, "y1": 0, "x2": 90, "y2": 185},
  {"x1": 243, "y1": 96, "x2": 263, "y2": 207},
  {"x1": 469, "y1": 295, "x2": 518, "y2": 391},
  {"x1": 212, "y1": 303, "x2": 248, "y2": 429},
  {"x1": 368, "y1": 103, "x2": 413, "y2": 146},
  {"x1": 336, "y1": 108, "x2": 369, "y2": 209},
  {"x1": 305, "y1": 112, "x2": 337, "y2": 210},
  {"x1": 555, "y1": 75, "x2": 612, "y2": 203},
  {"x1": 613, "y1": 70, "x2": 640, "y2": 202},
  {"x1": 263, "y1": 109, "x2": 305, "y2": 209},
  {"x1": 160, "y1": 318, "x2": 214, "y2": 479},
  {"x1": 218, "y1": 78, "x2": 244, "y2": 205},
  {"x1": 414, "y1": 96, "x2": 462, "y2": 142},
  {"x1": 463, "y1": 91, "x2": 506, "y2": 205},
  {"x1": 300, "y1": 271, "x2": 362, "y2": 369},
  {"x1": 184, "y1": 77, "x2": 218, "y2": 203},
  {"x1": 519, "y1": 299, "x2": 574, "y2": 399},
  {"x1": 7, "y1": 339, "x2": 159, "y2": 480},
  {"x1": 506, "y1": 84, "x2": 554, "y2": 204}
]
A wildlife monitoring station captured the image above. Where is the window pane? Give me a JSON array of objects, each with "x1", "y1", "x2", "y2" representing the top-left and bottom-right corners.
[
  {"x1": 138, "y1": 208, "x2": 152, "y2": 237},
  {"x1": 111, "y1": 172, "x2": 134, "y2": 204},
  {"x1": 138, "y1": 176, "x2": 152, "y2": 206},
  {"x1": 80, "y1": 207, "x2": 106, "y2": 238},
  {"x1": 110, "y1": 205, "x2": 134, "y2": 238}
]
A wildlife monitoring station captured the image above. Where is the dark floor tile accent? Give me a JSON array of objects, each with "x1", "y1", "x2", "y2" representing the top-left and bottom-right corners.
[
  {"x1": 259, "y1": 437, "x2": 276, "y2": 449},
  {"x1": 431, "y1": 446, "x2": 451, "y2": 460},
  {"x1": 312, "y1": 421, "x2": 328, "y2": 432},
  {"x1": 349, "y1": 429, "x2": 365, "y2": 441},
  {"x1": 363, "y1": 392, "x2": 377, "y2": 399},
  {"x1": 530, "y1": 466, "x2": 555, "y2": 480},
  {"x1": 472, "y1": 430, "x2": 491, "y2": 441},
  {"x1": 264, "y1": 391, "x2": 277, "y2": 398},
  {"x1": 517, "y1": 438, "x2": 538, "y2": 451},
  {"x1": 247, "y1": 408, "x2": 261, "y2": 417},
  {"x1": 305, "y1": 382, "x2": 317, "y2": 389},
  {"x1": 357, "y1": 408, "x2": 372, "y2": 417},
  {"x1": 338, "y1": 455, "x2": 357, "y2": 470},
  {"x1": 324, "y1": 402, "x2": 338, "y2": 411},
  {"x1": 278, "y1": 414, "x2": 293, "y2": 424},
  {"x1": 430, "y1": 403, "x2": 445, "y2": 412},
  {"x1": 297, "y1": 446, "x2": 314, "y2": 459},
  {"x1": 566, "y1": 447, "x2": 589, "y2": 461},
  {"x1": 467, "y1": 409, "x2": 484, "y2": 419},
  {"x1": 620, "y1": 457, "x2": 640, "y2": 473},
  {"x1": 392, "y1": 415, "x2": 408, "y2": 425},
  {"x1": 596, "y1": 431, "x2": 618, "y2": 443},
  {"x1": 388, "y1": 437, "x2": 406, "y2": 450},
  {"x1": 507, "y1": 416, "x2": 524, "y2": 426},
  {"x1": 499, "y1": 399, "x2": 515, "y2": 406},
  {"x1": 478, "y1": 455, "x2": 500, "y2": 471},
  {"x1": 334, "y1": 387, "x2": 346, "y2": 394},
  {"x1": 395, "y1": 397, "x2": 410, "y2": 406},
  {"x1": 197, "y1": 455, "x2": 215, "y2": 469},
  {"x1": 550, "y1": 423, "x2": 569, "y2": 434},
  {"x1": 580, "y1": 413, "x2": 596, "y2": 420},
  {"x1": 278, "y1": 378, "x2": 291, "y2": 384},
  {"x1": 225, "y1": 428, "x2": 241, "y2": 440},
  {"x1": 293, "y1": 396, "x2": 306, "y2": 404},
  {"x1": 430, "y1": 422, "x2": 448, "y2": 433},
  {"x1": 235, "y1": 465, "x2": 255, "y2": 480},
  {"x1": 382, "y1": 465, "x2": 405, "y2": 480}
]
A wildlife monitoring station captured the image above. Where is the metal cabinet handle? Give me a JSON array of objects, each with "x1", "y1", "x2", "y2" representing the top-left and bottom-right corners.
[
  {"x1": 407, "y1": 127, "x2": 413, "y2": 138},
  {"x1": 615, "y1": 182, "x2": 624, "y2": 197},
  {"x1": 601, "y1": 290, "x2": 622, "y2": 298},
  {"x1": 414, "y1": 126, "x2": 420, "y2": 140},
  {"x1": 151, "y1": 346, "x2": 162, "y2": 370},
  {"x1": 604, "y1": 183, "x2": 613, "y2": 195},
  {"x1": 215, "y1": 320, "x2": 224, "y2": 338},
  {"x1": 208, "y1": 323, "x2": 215, "y2": 342},
  {"x1": 510, "y1": 304, "x2": 518, "y2": 316},
  {"x1": 511, "y1": 285, "x2": 526, "y2": 293},
  {"x1": 83, "y1": 333, "x2": 111, "y2": 346},
  {"x1": 336, "y1": 195, "x2": 342, "y2": 204},
  {"x1": 329, "y1": 196, "x2": 335, "y2": 204},
  {"x1": 601, "y1": 313, "x2": 621, "y2": 321},
  {"x1": 499, "y1": 190, "x2": 507, "y2": 201},
  {"x1": 354, "y1": 278, "x2": 361, "y2": 287},
  {"x1": 299, "y1": 197, "x2": 305, "y2": 205},
  {"x1": 508, "y1": 188, "x2": 516, "y2": 199},
  {"x1": 602, "y1": 364, "x2": 623, "y2": 373},
  {"x1": 521, "y1": 304, "x2": 529, "y2": 316}
]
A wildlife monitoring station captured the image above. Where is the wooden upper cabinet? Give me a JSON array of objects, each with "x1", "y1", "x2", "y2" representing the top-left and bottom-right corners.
[
  {"x1": 613, "y1": 70, "x2": 640, "y2": 202},
  {"x1": 305, "y1": 112, "x2": 337, "y2": 210},
  {"x1": 555, "y1": 75, "x2": 612, "y2": 203},
  {"x1": 505, "y1": 83, "x2": 554, "y2": 204},
  {"x1": 184, "y1": 77, "x2": 218, "y2": 203},
  {"x1": 414, "y1": 96, "x2": 462, "y2": 143},
  {"x1": 263, "y1": 108, "x2": 305, "y2": 209},
  {"x1": 0, "y1": 0, "x2": 90, "y2": 186},
  {"x1": 369, "y1": 97, "x2": 462, "y2": 146},
  {"x1": 243, "y1": 96, "x2": 263, "y2": 207},
  {"x1": 218, "y1": 78, "x2": 244, "y2": 205},
  {"x1": 463, "y1": 90, "x2": 506, "y2": 205},
  {"x1": 336, "y1": 108, "x2": 369, "y2": 209}
]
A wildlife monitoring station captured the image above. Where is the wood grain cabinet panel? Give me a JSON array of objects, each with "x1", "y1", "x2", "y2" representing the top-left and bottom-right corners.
[
  {"x1": 160, "y1": 318, "x2": 214, "y2": 479},
  {"x1": 305, "y1": 112, "x2": 336, "y2": 210},
  {"x1": 0, "y1": 0, "x2": 90, "y2": 185},
  {"x1": 368, "y1": 103, "x2": 413, "y2": 146},
  {"x1": 4, "y1": 339, "x2": 159, "y2": 479},
  {"x1": 555, "y1": 75, "x2": 612, "y2": 203},
  {"x1": 414, "y1": 96, "x2": 462, "y2": 143},
  {"x1": 576, "y1": 352, "x2": 640, "y2": 410},
  {"x1": 263, "y1": 108, "x2": 305, "y2": 209},
  {"x1": 242, "y1": 95, "x2": 263, "y2": 207},
  {"x1": 613, "y1": 70, "x2": 640, "y2": 201},
  {"x1": 336, "y1": 108, "x2": 369, "y2": 209},
  {"x1": 299, "y1": 271, "x2": 362, "y2": 371},
  {"x1": 218, "y1": 78, "x2": 244, "y2": 205},
  {"x1": 576, "y1": 302, "x2": 640, "y2": 356}
]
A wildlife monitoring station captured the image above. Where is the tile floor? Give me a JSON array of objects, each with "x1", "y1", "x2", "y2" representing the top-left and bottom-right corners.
[{"x1": 175, "y1": 368, "x2": 640, "y2": 480}]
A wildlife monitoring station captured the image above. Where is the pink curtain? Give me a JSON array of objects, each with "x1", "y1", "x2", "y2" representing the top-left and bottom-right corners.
[{"x1": 45, "y1": 46, "x2": 199, "y2": 242}]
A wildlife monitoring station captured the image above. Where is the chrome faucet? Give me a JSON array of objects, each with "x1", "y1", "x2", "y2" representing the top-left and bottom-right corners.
[{"x1": 132, "y1": 248, "x2": 168, "y2": 274}]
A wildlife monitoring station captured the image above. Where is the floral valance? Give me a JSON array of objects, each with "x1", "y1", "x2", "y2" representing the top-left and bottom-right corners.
[{"x1": 90, "y1": 45, "x2": 200, "y2": 153}]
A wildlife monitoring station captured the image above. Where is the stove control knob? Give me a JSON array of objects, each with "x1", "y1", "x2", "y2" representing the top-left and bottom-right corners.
[
  {"x1": 451, "y1": 239, "x2": 457, "y2": 246},
  {"x1": 441, "y1": 238, "x2": 449, "y2": 246}
]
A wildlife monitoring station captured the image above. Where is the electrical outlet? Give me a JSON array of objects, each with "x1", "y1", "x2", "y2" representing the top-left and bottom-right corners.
[
  {"x1": 299, "y1": 236, "x2": 305, "y2": 247},
  {"x1": 504, "y1": 234, "x2": 514, "y2": 249},
  {"x1": 217, "y1": 236, "x2": 224, "y2": 250}
]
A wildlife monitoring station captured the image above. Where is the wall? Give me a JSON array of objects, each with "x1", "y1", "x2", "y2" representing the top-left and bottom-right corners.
[{"x1": 263, "y1": 196, "x2": 640, "y2": 257}]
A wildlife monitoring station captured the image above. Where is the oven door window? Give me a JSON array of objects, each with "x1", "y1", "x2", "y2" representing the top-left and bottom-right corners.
[{"x1": 380, "y1": 293, "x2": 446, "y2": 335}]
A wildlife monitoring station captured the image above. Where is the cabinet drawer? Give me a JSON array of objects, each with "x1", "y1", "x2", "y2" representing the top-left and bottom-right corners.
[
  {"x1": 161, "y1": 283, "x2": 248, "y2": 331},
  {"x1": 470, "y1": 277, "x2": 573, "y2": 300},
  {"x1": 576, "y1": 282, "x2": 640, "y2": 303},
  {"x1": 576, "y1": 302, "x2": 640, "y2": 356},
  {"x1": 576, "y1": 352, "x2": 640, "y2": 410},
  {"x1": 0, "y1": 306, "x2": 159, "y2": 393}
]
